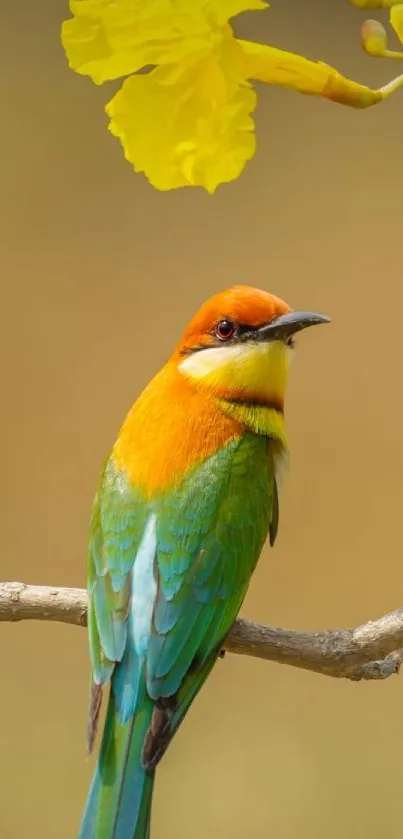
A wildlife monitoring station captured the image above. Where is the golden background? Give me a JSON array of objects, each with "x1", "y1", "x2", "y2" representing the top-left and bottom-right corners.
[{"x1": 2, "y1": 2, "x2": 403, "y2": 837}]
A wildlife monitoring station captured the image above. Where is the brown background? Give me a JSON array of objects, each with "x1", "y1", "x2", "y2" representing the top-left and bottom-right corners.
[{"x1": 2, "y1": 1, "x2": 403, "y2": 837}]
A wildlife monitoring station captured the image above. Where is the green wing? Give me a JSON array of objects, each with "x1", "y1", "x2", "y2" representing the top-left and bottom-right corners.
[{"x1": 142, "y1": 432, "x2": 278, "y2": 767}]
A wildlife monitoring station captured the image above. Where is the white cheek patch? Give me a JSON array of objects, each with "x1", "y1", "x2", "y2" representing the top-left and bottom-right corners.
[{"x1": 179, "y1": 344, "x2": 246, "y2": 380}]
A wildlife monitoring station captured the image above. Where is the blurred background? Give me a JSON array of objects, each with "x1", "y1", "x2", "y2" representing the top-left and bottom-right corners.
[{"x1": 2, "y1": 0, "x2": 403, "y2": 836}]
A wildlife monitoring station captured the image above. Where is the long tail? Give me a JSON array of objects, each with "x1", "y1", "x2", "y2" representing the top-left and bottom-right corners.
[{"x1": 78, "y1": 691, "x2": 154, "y2": 839}]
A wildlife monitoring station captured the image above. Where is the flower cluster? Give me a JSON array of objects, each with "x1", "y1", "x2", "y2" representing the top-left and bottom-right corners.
[{"x1": 61, "y1": 0, "x2": 403, "y2": 193}]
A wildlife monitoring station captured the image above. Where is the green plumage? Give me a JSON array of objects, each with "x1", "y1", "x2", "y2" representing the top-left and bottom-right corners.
[{"x1": 80, "y1": 431, "x2": 279, "y2": 839}]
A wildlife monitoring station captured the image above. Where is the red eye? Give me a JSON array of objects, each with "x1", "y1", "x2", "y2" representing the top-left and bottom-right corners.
[{"x1": 215, "y1": 320, "x2": 235, "y2": 341}]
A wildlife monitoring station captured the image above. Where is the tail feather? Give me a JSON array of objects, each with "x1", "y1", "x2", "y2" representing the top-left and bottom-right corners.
[{"x1": 79, "y1": 692, "x2": 155, "y2": 839}]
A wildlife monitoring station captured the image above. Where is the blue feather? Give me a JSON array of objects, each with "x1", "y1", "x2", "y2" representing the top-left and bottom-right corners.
[{"x1": 78, "y1": 689, "x2": 154, "y2": 839}]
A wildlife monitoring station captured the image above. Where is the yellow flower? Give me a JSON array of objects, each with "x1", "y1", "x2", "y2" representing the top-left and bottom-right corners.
[{"x1": 62, "y1": 0, "x2": 403, "y2": 193}]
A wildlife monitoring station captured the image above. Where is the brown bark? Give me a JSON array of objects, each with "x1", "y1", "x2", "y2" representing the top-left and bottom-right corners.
[{"x1": 1, "y1": 581, "x2": 403, "y2": 681}]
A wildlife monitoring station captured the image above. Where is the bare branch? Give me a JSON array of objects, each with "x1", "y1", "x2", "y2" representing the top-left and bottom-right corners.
[
  {"x1": 0, "y1": 582, "x2": 88, "y2": 627},
  {"x1": 1, "y1": 581, "x2": 403, "y2": 682}
]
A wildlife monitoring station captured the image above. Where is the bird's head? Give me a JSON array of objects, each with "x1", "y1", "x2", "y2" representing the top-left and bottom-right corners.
[{"x1": 176, "y1": 285, "x2": 330, "y2": 439}]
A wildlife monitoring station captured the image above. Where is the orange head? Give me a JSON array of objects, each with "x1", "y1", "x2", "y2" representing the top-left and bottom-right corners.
[
  {"x1": 176, "y1": 286, "x2": 329, "y2": 433},
  {"x1": 113, "y1": 286, "x2": 330, "y2": 494}
]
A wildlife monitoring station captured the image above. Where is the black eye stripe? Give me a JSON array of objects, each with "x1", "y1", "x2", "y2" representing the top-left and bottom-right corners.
[
  {"x1": 211, "y1": 322, "x2": 262, "y2": 341},
  {"x1": 180, "y1": 320, "x2": 292, "y2": 356}
]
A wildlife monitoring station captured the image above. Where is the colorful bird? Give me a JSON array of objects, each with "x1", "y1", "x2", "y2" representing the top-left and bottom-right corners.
[{"x1": 80, "y1": 285, "x2": 330, "y2": 839}]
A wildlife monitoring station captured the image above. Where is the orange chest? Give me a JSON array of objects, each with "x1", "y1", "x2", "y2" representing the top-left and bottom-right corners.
[{"x1": 112, "y1": 364, "x2": 244, "y2": 497}]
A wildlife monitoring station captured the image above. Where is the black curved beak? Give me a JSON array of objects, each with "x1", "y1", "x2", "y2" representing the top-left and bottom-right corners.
[{"x1": 254, "y1": 311, "x2": 331, "y2": 343}]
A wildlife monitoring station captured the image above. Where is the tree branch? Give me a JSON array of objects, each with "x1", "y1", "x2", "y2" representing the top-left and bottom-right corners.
[{"x1": 1, "y1": 581, "x2": 403, "y2": 682}]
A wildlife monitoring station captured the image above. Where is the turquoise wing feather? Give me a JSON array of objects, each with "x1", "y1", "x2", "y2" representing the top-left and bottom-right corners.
[{"x1": 87, "y1": 458, "x2": 147, "y2": 693}]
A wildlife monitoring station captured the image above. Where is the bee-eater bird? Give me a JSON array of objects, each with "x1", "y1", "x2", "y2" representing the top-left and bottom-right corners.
[{"x1": 80, "y1": 285, "x2": 330, "y2": 839}]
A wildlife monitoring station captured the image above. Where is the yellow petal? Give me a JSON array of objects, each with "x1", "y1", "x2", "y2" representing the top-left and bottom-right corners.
[
  {"x1": 61, "y1": 0, "x2": 210, "y2": 83},
  {"x1": 61, "y1": 0, "x2": 268, "y2": 84},
  {"x1": 61, "y1": 0, "x2": 153, "y2": 83},
  {"x1": 106, "y1": 61, "x2": 256, "y2": 193},
  {"x1": 235, "y1": 39, "x2": 403, "y2": 107},
  {"x1": 391, "y1": 5, "x2": 403, "y2": 43}
]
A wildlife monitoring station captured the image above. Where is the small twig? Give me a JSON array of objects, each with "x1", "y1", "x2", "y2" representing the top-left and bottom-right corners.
[{"x1": 1, "y1": 581, "x2": 403, "y2": 682}]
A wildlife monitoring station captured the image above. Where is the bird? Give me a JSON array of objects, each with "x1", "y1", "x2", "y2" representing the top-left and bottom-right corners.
[{"x1": 79, "y1": 285, "x2": 330, "y2": 839}]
